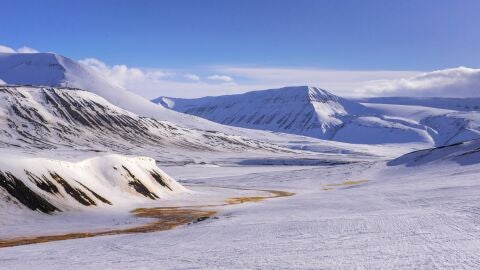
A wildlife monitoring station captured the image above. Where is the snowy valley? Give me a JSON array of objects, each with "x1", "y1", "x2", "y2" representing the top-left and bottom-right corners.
[{"x1": 1, "y1": 52, "x2": 480, "y2": 269}]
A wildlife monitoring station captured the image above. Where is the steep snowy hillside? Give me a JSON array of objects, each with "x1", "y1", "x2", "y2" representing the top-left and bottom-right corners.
[
  {"x1": 0, "y1": 52, "x2": 234, "y2": 131},
  {"x1": 155, "y1": 86, "x2": 436, "y2": 144},
  {"x1": 0, "y1": 85, "x2": 284, "y2": 158},
  {"x1": 0, "y1": 154, "x2": 185, "y2": 214},
  {"x1": 388, "y1": 139, "x2": 480, "y2": 167}
]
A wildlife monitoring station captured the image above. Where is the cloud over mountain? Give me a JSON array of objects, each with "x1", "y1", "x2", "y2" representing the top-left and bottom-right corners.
[
  {"x1": 1, "y1": 44, "x2": 479, "y2": 98},
  {"x1": 359, "y1": 67, "x2": 480, "y2": 97}
]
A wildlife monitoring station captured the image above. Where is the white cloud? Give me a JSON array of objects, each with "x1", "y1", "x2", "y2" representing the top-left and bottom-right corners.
[
  {"x1": 214, "y1": 66, "x2": 420, "y2": 97},
  {"x1": 79, "y1": 58, "x2": 174, "y2": 90},
  {"x1": 358, "y1": 67, "x2": 480, "y2": 97},
  {"x1": 184, "y1": 73, "x2": 200, "y2": 81},
  {"x1": 76, "y1": 59, "x2": 480, "y2": 99},
  {"x1": 79, "y1": 58, "x2": 233, "y2": 98},
  {"x1": 2, "y1": 43, "x2": 475, "y2": 98},
  {"x1": 0, "y1": 44, "x2": 40, "y2": 54},
  {"x1": 207, "y1": 74, "x2": 234, "y2": 83},
  {"x1": 212, "y1": 66, "x2": 480, "y2": 98},
  {"x1": 0, "y1": 45, "x2": 15, "y2": 53},
  {"x1": 0, "y1": 78, "x2": 5, "y2": 85}
]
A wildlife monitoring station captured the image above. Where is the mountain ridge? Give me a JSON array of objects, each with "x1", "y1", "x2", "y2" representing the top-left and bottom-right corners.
[
  {"x1": 155, "y1": 86, "x2": 439, "y2": 144},
  {"x1": 156, "y1": 86, "x2": 369, "y2": 139},
  {"x1": 155, "y1": 86, "x2": 480, "y2": 145}
]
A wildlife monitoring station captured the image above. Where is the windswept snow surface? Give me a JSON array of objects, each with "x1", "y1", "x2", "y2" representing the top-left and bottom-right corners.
[
  {"x1": 156, "y1": 86, "x2": 480, "y2": 145},
  {"x1": 2, "y1": 158, "x2": 480, "y2": 269},
  {"x1": 389, "y1": 138, "x2": 480, "y2": 166}
]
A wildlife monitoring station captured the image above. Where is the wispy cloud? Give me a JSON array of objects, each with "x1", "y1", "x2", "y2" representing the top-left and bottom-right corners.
[
  {"x1": 214, "y1": 66, "x2": 421, "y2": 97},
  {"x1": 79, "y1": 58, "x2": 173, "y2": 87},
  {"x1": 78, "y1": 58, "x2": 239, "y2": 98},
  {"x1": 184, "y1": 73, "x2": 200, "y2": 81},
  {"x1": 207, "y1": 74, "x2": 234, "y2": 83},
  {"x1": 357, "y1": 67, "x2": 480, "y2": 97}
]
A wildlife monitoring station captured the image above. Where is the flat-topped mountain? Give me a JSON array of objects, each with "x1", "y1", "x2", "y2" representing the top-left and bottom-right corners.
[
  {"x1": 155, "y1": 86, "x2": 434, "y2": 144},
  {"x1": 156, "y1": 86, "x2": 368, "y2": 139}
]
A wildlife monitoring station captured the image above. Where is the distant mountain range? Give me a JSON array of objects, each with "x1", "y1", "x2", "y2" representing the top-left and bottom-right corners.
[{"x1": 155, "y1": 86, "x2": 480, "y2": 145}]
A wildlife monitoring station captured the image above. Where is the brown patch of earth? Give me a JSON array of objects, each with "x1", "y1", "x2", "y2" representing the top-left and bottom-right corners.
[
  {"x1": 0, "y1": 187, "x2": 294, "y2": 248},
  {"x1": 323, "y1": 180, "x2": 369, "y2": 190}
]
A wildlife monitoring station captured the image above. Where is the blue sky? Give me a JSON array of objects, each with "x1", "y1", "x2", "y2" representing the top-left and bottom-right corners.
[{"x1": 1, "y1": 0, "x2": 480, "y2": 98}]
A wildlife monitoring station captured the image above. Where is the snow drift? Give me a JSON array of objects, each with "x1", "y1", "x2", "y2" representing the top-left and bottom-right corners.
[{"x1": 0, "y1": 154, "x2": 186, "y2": 213}]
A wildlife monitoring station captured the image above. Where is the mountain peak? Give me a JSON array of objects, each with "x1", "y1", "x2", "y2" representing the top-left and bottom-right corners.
[
  {"x1": 0, "y1": 52, "x2": 68, "y2": 86},
  {"x1": 0, "y1": 52, "x2": 239, "y2": 131},
  {"x1": 155, "y1": 85, "x2": 370, "y2": 140},
  {"x1": 248, "y1": 85, "x2": 341, "y2": 103}
]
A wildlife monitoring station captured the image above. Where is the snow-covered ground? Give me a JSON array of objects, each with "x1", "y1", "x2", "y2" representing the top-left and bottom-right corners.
[{"x1": 2, "y1": 155, "x2": 480, "y2": 269}]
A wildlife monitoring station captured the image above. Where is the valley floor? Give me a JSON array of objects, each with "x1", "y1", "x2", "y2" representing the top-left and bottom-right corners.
[{"x1": 1, "y1": 161, "x2": 480, "y2": 269}]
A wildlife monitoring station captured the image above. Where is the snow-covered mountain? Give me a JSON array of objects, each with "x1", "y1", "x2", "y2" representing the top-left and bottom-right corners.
[
  {"x1": 0, "y1": 85, "x2": 285, "y2": 157},
  {"x1": 388, "y1": 139, "x2": 480, "y2": 167},
  {"x1": 0, "y1": 53, "x2": 343, "y2": 146},
  {"x1": 0, "y1": 52, "x2": 147, "y2": 111},
  {"x1": 156, "y1": 86, "x2": 367, "y2": 140},
  {"x1": 156, "y1": 86, "x2": 480, "y2": 145},
  {"x1": 0, "y1": 52, "x2": 231, "y2": 130}
]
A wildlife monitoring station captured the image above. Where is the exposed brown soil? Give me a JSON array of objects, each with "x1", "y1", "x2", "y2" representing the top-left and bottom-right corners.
[
  {"x1": 225, "y1": 189, "x2": 294, "y2": 204},
  {"x1": 0, "y1": 187, "x2": 294, "y2": 249},
  {"x1": 323, "y1": 180, "x2": 369, "y2": 190}
]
